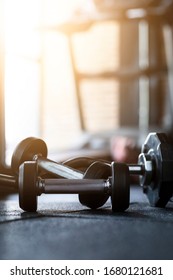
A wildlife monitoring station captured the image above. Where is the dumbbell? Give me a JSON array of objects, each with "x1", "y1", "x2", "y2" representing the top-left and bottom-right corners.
[
  {"x1": 0, "y1": 137, "x2": 88, "y2": 192},
  {"x1": 1, "y1": 135, "x2": 139, "y2": 187},
  {"x1": 18, "y1": 160, "x2": 130, "y2": 212},
  {"x1": 1, "y1": 137, "x2": 112, "y2": 209},
  {"x1": 11, "y1": 137, "x2": 84, "y2": 179},
  {"x1": 5, "y1": 137, "x2": 141, "y2": 212},
  {"x1": 79, "y1": 132, "x2": 173, "y2": 210},
  {"x1": 1, "y1": 136, "x2": 113, "y2": 209},
  {"x1": 13, "y1": 138, "x2": 115, "y2": 181},
  {"x1": 18, "y1": 132, "x2": 173, "y2": 212},
  {"x1": 3, "y1": 138, "x2": 104, "y2": 189},
  {"x1": 0, "y1": 156, "x2": 98, "y2": 188}
]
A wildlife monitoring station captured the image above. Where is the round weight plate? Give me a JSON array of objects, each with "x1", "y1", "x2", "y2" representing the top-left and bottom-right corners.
[
  {"x1": 79, "y1": 161, "x2": 111, "y2": 209},
  {"x1": 18, "y1": 161, "x2": 37, "y2": 212},
  {"x1": 111, "y1": 162, "x2": 130, "y2": 212},
  {"x1": 11, "y1": 137, "x2": 48, "y2": 174},
  {"x1": 140, "y1": 132, "x2": 173, "y2": 207}
]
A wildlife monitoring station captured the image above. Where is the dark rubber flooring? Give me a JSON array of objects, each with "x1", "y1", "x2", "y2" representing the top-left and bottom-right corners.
[{"x1": 0, "y1": 186, "x2": 173, "y2": 260}]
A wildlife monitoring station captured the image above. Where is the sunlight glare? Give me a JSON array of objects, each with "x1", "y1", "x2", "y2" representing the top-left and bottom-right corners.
[{"x1": 4, "y1": 0, "x2": 85, "y2": 163}]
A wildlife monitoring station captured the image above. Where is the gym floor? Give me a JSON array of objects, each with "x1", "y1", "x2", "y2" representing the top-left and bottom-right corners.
[{"x1": 0, "y1": 186, "x2": 173, "y2": 260}]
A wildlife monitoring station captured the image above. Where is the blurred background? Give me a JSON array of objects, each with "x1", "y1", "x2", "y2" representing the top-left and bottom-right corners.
[{"x1": 0, "y1": 0, "x2": 173, "y2": 168}]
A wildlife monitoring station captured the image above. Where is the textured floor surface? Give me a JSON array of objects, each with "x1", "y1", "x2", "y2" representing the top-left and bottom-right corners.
[{"x1": 0, "y1": 187, "x2": 173, "y2": 260}]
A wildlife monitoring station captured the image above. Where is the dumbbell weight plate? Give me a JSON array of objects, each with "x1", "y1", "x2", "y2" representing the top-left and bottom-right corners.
[
  {"x1": 140, "y1": 132, "x2": 173, "y2": 207},
  {"x1": 11, "y1": 137, "x2": 48, "y2": 174},
  {"x1": 19, "y1": 161, "x2": 38, "y2": 212},
  {"x1": 79, "y1": 161, "x2": 111, "y2": 209},
  {"x1": 111, "y1": 162, "x2": 130, "y2": 212}
]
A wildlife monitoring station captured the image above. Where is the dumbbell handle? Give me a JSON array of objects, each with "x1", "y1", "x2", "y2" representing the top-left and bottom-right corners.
[
  {"x1": 0, "y1": 174, "x2": 17, "y2": 188},
  {"x1": 37, "y1": 163, "x2": 144, "y2": 195},
  {"x1": 38, "y1": 178, "x2": 111, "y2": 195},
  {"x1": 128, "y1": 164, "x2": 144, "y2": 175},
  {"x1": 36, "y1": 156, "x2": 83, "y2": 179},
  {"x1": 35, "y1": 163, "x2": 144, "y2": 196}
]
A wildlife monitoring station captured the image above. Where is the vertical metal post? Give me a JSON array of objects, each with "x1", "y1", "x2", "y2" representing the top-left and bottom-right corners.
[
  {"x1": 118, "y1": 21, "x2": 139, "y2": 128},
  {"x1": 138, "y1": 20, "x2": 149, "y2": 142},
  {"x1": 163, "y1": 25, "x2": 173, "y2": 125},
  {"x1": 0, "y1": 0, "x2": 6, "y2": 171}
]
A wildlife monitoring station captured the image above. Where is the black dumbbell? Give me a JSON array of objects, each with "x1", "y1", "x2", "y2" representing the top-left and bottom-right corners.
[
  {"x1": 0, "y1": 137, "x2": 86, "y2": 190},
  {"x1": 1, "y1": 137, "x2": 112, "y2": 209},
  {"x1": 1, "y1": 136, "x2": 139, "y2": 187},
  {"x1": 18, "y1": 160, "x2": 130, "y2": 212},
  {"x1": 6, "y1": 141, "x2": 142, "y2": 212},
  {"x1": 11, "y1": 137, "x2": 84, "y2": 179},
  {"x1": 1, "y1": 136, "x2": 112, "y2": 209}
]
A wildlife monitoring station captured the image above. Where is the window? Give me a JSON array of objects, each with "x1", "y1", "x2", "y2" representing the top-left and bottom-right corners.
[{"x1": 4, "y1": 0, "x2": 120, "y2": 164}]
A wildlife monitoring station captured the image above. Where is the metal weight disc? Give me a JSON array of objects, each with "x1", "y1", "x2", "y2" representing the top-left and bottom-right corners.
[
  {"x1": 139, "y1": 132, "x2": 173, "y2": 207},
  {"x1": 18, "y1": 161, "x2": 37, "y2": 212},
  {"x1": 11, "y1": 137, "x2": 48, "y2": 174},
  {"x1": 79, "y1": 161, "x2": 111, "y2": 209},
  {"x1": 111, "y1": 162, "x2": 130, "y2": 212}
]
